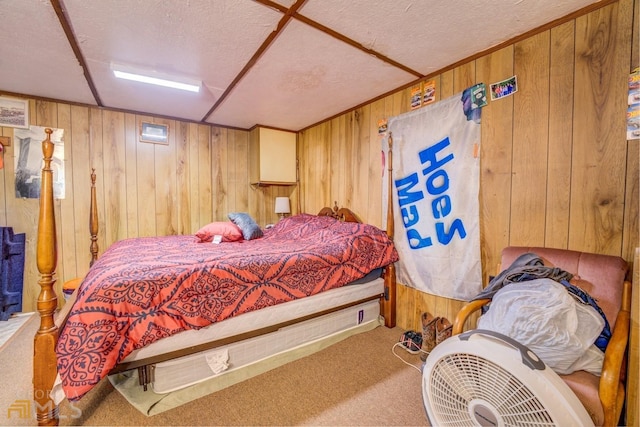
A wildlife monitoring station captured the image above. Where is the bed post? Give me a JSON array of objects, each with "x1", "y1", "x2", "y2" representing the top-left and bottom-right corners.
[
  {"x1": 383, "y1": 132, "x2": 396, "y2": 328},
  {"x1": 89, "y1": 168, "x2": 98, "y2": 266},
  {"x1": 33, "y1": 128, "x2": 59, "y2": 425}
]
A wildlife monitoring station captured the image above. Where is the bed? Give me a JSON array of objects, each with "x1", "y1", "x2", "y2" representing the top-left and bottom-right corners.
[{"x1": 32, "y1": 128, "x2": 399, "y2": 425}]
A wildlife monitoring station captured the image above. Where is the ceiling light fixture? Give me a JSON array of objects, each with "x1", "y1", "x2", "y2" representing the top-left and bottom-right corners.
[{"x1": 112, "y1": 63, "x2": 201, "y2": 93}]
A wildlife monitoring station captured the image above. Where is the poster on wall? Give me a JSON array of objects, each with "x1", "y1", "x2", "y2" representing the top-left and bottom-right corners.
[
  {"x1": 14, "y1": 126, "x2": 65, "y2": 199},
  {"x1": 382, "y1": 91, "x2": 482, "y2": 301}
]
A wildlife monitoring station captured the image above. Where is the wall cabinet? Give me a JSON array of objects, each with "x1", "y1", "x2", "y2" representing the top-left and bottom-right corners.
[{"x1": 249, "y1": 127, "x2": 297, "y2": 185}]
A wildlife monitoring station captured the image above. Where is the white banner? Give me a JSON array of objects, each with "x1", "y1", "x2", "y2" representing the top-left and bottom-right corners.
[{"x1": 382, "y1": 92, "x2": 481, "y2": 300}]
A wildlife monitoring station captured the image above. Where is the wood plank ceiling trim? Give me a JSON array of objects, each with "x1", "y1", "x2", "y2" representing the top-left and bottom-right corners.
[{"x1": 51, "y1": 0, "x2": 102, "y2": 106}]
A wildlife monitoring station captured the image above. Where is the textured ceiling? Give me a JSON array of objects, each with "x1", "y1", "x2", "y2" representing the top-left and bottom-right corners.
[{"x1": 0, "y1": 0, "x2": 600, "y2": 131}]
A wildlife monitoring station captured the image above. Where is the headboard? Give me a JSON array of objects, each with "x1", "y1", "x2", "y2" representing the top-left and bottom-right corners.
[{"x1": 317, "y1": 201, "x2": 360, "y2": 222}]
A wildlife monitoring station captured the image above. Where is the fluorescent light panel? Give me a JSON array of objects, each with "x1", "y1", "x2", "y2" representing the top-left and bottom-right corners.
[{"x1": 112, "y1": 65, "x2": 200, "y2": 93}]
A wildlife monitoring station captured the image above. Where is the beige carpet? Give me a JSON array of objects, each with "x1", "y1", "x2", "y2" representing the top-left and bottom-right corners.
[
  {"x1": 0, "y1": 314, "x2": 430, "y2": 426},
  {"x1": 0, "y1": 312, "x2": 35, "y2": 351}
]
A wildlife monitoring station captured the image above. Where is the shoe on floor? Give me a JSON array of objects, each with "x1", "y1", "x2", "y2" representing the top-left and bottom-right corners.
[
  {"x1": 436, "y1": 317, "x2": 452, "y2": 345},
  {"x1": 420, "y1": 312, "x2": 439, "y2": 361}
]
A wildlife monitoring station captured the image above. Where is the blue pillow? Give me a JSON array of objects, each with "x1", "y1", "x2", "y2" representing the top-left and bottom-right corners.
[{"x1": 227, "y1": 212, "x2": 263, "y2": 240}]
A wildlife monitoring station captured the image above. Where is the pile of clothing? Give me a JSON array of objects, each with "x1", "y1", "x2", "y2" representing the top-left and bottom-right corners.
[{"x1": 472, "y1": 253, "x2": 609, "y2": 376}]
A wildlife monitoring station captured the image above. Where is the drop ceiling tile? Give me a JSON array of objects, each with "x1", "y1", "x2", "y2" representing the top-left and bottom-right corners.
[
  {"x1": 207, "y1": 19, "x2": 417, "y2": 130},
  {"x1": 62, "y1": 0, "x2": 283, "y2": 120},
  {"x1": 300, "y1": 0, "x2": 599, "y2": 75},
  {"x1": 0, "y1": 0, "x2": 96, "y2": 105},
  {"x1": 271, "y1": 0, "x2": 297, "y2": 8}
]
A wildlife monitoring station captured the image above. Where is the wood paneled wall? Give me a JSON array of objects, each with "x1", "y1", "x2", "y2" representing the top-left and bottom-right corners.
[
  {"x1": 0, "y1": 108, "x2": 296, "y2": 313},
  {"x1": 299, "y1": 0, "x2": 638, "y2": 329},
  {"x1": 0, "y1": 0, "x2": 637, "y2": 422},
  {"x1": 300, "y1": 4, "x2": 639, "y2": 421}
]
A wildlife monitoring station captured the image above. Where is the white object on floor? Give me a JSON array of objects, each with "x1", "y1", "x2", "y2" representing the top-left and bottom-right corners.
[{"x1": 0, "y1": 312, "x2": 35, "y2": 351}]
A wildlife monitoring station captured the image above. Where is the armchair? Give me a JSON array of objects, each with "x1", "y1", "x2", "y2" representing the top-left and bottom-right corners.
[{"x1": 452, "y1": 246, "x2": 632, "y2": 427}]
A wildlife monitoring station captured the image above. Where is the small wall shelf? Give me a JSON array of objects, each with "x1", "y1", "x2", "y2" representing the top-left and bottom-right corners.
[{"x1": 251, "y1": 181, "x2": 297, "y2": 187}]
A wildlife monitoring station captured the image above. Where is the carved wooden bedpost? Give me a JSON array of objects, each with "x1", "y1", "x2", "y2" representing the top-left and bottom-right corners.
[
  {"x1": 33, "y1": 128, "x2": 59, "y2": 425},
  {"x1": 383, "y1": 132, "x2": 396, "y2": 327},
  {"x1": 89, "y1": 169, "x2": 98, "y2": 266}
]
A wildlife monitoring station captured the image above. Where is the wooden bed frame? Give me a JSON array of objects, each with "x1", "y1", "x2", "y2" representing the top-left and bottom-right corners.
[{"x1": 32, "y1": 127, "x2": 397, "y2": 425}]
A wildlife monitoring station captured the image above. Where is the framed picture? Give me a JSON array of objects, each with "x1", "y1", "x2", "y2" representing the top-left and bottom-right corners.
[
  {"x1": 0, "y1": 96, "x2": 29, "y2": 129},
  {"x1": 140, "y1": 122, "x2": 169, "y2": 144}
]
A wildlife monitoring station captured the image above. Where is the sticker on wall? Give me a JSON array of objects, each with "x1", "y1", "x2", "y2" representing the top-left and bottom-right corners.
[
  {"x1": 423, "y1": 80, "x2": 436, "y2": 106},
  {"x1": 628, "y1": 67, "x2": 639, "y2": 140},
  {"x1": 490, "y1": 75, "x2": 518, "y2": 100},
  {"x1": 469, "y1": 83, "x2": 487, "y2": 110},
  {"x1": 378, "y1": 118, "x2": 388, "y2": 135},
  {"x1": 410, "y1": 84, "x2": 422, "y2": 110},
  {"x1": 14, "y1": 126, "x2": 65, "y2": 199}
]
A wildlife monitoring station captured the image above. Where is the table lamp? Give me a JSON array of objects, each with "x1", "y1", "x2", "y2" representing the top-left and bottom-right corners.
[{"x1": 275, "y1": 197, "x2": 291, "y2": 220}]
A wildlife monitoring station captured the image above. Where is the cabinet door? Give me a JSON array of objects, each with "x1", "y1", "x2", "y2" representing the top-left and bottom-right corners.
[{"x1": 251, "y1": 128, "x2": 297, "y2": 184}]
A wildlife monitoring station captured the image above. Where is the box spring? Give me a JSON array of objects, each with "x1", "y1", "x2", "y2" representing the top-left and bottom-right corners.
[{"x1": 151, "y1": 298, "x2": 381, "y2": 393}]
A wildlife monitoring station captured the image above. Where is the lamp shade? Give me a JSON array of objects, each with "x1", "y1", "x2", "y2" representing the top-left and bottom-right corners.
[{"x1": 274, "y1": 197, "x2": 291, "y2": 215}]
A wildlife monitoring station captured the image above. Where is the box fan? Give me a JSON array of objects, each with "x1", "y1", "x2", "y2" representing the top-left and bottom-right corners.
[{"x1": 421, "y1": 329, "x2": 595, "y2": 426}]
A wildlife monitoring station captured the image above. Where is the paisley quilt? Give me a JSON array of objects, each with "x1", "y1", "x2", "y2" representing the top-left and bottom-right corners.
[{"x1": 56, "y1": 214, "x2": 398, "y2": 400}]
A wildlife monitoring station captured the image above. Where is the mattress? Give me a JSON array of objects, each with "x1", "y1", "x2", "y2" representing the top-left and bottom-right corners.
[
  {"x1": 122, "y1": 277, "x2": 385, "y2": 363},
  {"x1": 52, "y1": 278, "x2": 385, "y2": 408},
  {"x1": 151, "y1": 297, "x2": 382, "y2": 393}
]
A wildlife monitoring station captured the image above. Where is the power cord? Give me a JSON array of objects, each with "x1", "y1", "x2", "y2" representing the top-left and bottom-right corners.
[
  {"x1": 398, "y1": 330, "x2": 422, "y2": 354},
  {"x1": 392, "y1": 331, "x2": 430, "y2": 373}
]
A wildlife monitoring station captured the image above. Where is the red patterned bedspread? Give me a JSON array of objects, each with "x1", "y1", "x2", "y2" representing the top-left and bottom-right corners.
[{"x1": 56, "y1": 214, "x2": 398, "y2": 400}]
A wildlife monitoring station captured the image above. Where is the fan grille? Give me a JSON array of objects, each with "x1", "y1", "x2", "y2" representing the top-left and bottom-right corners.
[{"x1": 426, "y1": 352, "x2": 556, "y2": 426}]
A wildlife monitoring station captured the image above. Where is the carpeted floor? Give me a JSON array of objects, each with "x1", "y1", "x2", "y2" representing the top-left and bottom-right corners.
[
  {"x1": 0, "y1": 314, "x2": 430, "y2": 426},
  {"x1": 0, "y1": 312, "x2": 35, "y2": 351}
]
